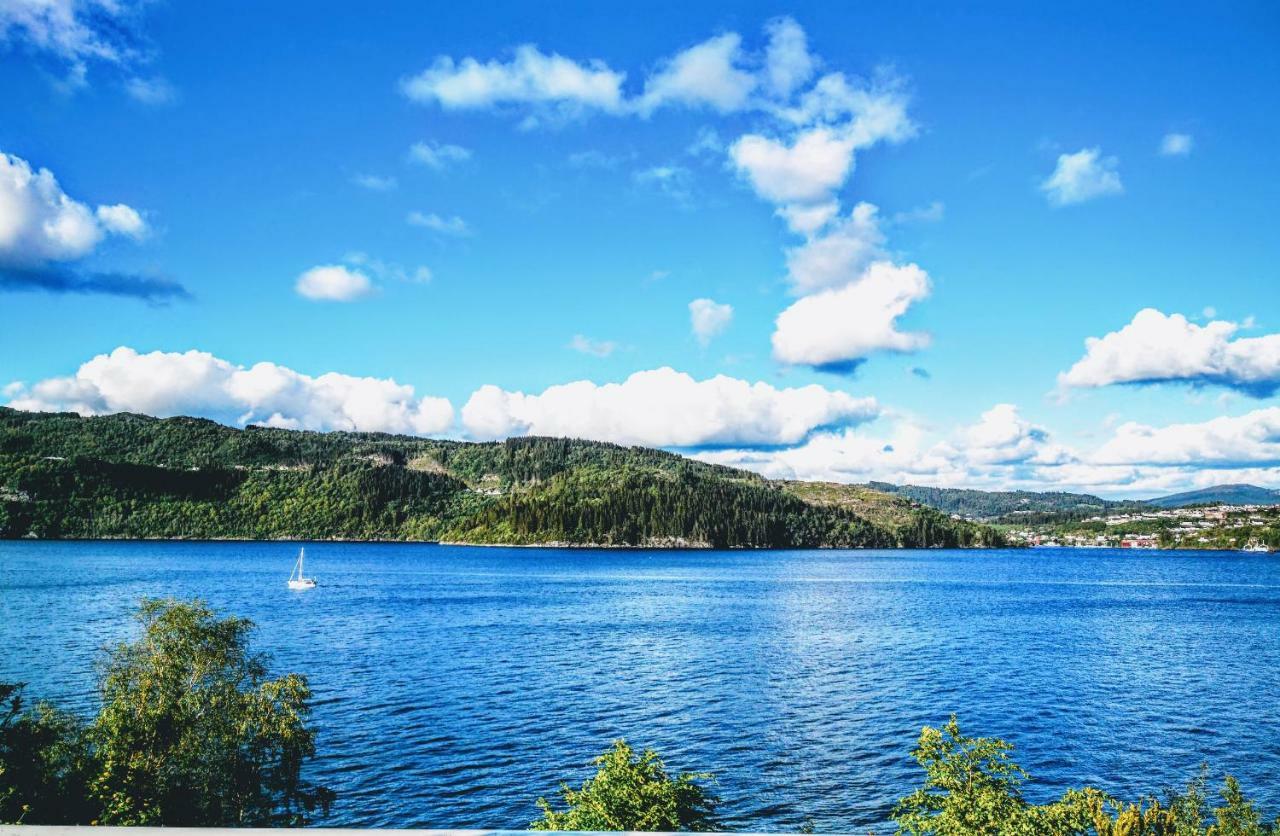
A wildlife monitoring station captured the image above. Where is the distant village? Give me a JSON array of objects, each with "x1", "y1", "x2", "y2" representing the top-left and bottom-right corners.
[{"x1": 1002, "y1": 504, "x2": 1278, "y2": 551}]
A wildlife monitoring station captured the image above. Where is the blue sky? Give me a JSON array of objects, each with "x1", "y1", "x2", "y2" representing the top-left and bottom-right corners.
[{"x1": 1, "y1": 0, "x2": 1278, "y2": 497}]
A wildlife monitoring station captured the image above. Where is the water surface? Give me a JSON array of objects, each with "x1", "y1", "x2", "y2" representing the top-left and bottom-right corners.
[{"x1": 2, "y1": 541, "x2": 1278, "y2": 830}]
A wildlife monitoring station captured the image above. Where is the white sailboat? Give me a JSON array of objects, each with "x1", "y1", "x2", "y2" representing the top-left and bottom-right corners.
[{"x1": 287, "y1": 547, "x2": 317, "y2": 589}]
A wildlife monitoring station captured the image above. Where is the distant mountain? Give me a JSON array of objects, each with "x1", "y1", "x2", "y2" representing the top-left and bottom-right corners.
[
  {"x1": 1145, "y1": 484, "x2": 1280, "y2": 508},
  {"x1": 0, "y1": 408, "x2": 1002, "y2": 549},
  {"x1": 864, "y1": 482, "x2": 1147, "y2": 521}
]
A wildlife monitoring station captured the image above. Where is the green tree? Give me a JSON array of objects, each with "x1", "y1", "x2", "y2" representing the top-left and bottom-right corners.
[
  {"x1": 532, "y1": 739, "x2": 718, "y2": 832},
  {"x1": 893, "y1": 718, "x2": 1276, "y2": 836},
  {"x1": 89, "y1": 598, "x2": 334, "y2": 825},
  {"x1": 0, "y1": 683, "x2": 97, "y2": 824}
]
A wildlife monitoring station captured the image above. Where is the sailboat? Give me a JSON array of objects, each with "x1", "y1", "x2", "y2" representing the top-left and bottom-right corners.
[{"x1": 287, "y1": 547, "x2": 317, "y2": 589}]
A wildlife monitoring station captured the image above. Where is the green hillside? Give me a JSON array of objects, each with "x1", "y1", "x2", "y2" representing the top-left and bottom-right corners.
[
  {"x1": 0, "y1": 408, "x2": 1001, "y2": 549},
  {"x1": 864, "y1": 481, "x2": 1149, "y2": 521}
]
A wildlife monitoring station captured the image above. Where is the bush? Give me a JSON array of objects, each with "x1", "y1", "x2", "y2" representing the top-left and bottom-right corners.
[{"x1": 532, "y1": 739, "x2": 718, "y2": 831}]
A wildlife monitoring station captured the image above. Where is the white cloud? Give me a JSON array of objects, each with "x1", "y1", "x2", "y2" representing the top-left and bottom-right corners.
[
  {"x1": 407, "y1": 211, "x2": 470, "y2": 236},
  {"x1": 5, "y1": 346, "x2": 454, "y2": 435},
  {"x1": 1041, "y1": 147, "x2": 1123, "y2": 206},
  {"x1": 772, "y1": 261, "x2": 931, "y2": 369},
  {"x1": 0, "y1": 150, "x2": 147, "y2": 267},
  {"x1": 1059, "y1": 308, "x2": 1280, "y2": 397},
  {"x1": 636, "y1": 33, "x2": 756, "y2": 115},
  {"x1": 773, "y1": 72, "x2": 915, "y2": 136},
  {"x1": 124, "y1": 76, "x2": 177, "y2": 105},
  {"x1": 775, "y1": 201, "x2": 840, "y2": 237},
  {"x1": 94, "y1": 203, "x2": 147, "y2": 238},
  {"x1": 962, "y1": 404, "x2": 1071, "y2": 466},
  {"x1": 1159, "y1": 132, "x2": 1193, "y2": 157},
  {"x1": 568, "y1": 335, "x2": 617, "y2": 358},
  {"x1": 783, "y1": 201, "x2": 885, "y2": 291},
  {"x1": 695, "y1": 399, "x2": 1280, "y2": 498},
  {"x1": 352, "y1": 173, "x2": 397, "y2": 191},
  {"x1": 295, "y1": 264, "x2": 374, "y2": 302},
  {"x1": 729, "y1": 127, "x2": 856, "y2": 205},
  {"x1": 762, "y1": 17, "x2": 815, "y2": 99},
  {"x1": 460, "y1": 367, "x2": 879, "y2": 447},
  {"x1": 408, "y1": 141, "x2": 472, "y2": 169},
  {"x1": 1092, "y1": 408, "x2": 1280, "y2": 468},
  {"x1": 400, "y1": 45, "x2": 626, "y2": 114},
  {"x1": 689, "y1": 298, "x2": 732, "y2": 345}
]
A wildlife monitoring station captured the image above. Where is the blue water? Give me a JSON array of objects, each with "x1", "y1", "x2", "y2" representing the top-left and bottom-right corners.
[{"x1": 2, "y1": 541, "x2": 1278, "y2": 830}]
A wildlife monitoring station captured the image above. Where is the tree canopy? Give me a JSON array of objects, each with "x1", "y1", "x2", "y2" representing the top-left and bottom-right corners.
[
  {"x1": 0, "y1": 599, "x2": 333, "y2": 826},
  {"x1": 532, "y1": 739, "x2": 719, "y2": 832}
]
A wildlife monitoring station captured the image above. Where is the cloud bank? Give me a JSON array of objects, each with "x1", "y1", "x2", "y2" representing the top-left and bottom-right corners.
[
  {"x1": 460, "y1": 367, "x2": 880, "y2": 448},
  {"x1": 5, "y1": 347, "x2": 455, "y2": 435}
]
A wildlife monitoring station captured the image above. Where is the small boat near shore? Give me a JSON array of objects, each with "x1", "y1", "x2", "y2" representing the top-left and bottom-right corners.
[{"x1": 288, "y1": 547, "x2": 317, "y2": 589}]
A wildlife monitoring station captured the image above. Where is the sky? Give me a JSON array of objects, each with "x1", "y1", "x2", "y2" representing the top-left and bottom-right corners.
[{"x1": 1, "y1": 0, "x2": 1278, "y2": 498}]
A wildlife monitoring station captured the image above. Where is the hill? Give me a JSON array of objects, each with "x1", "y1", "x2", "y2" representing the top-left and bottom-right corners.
[
  {"x1": 0, "y1": 408, "x2": 1001, "y2": 549},
  {"x1": 863, "y1": 481, "x2": 1147, "y2": 521},
  {"x1": 1145, "y1": 484, "x2": 1280, "y2": 508}
]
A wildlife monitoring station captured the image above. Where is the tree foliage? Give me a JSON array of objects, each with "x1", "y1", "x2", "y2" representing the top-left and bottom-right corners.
[
  {"x1": 0, "y1": 599, "x2": 333, "y2": 826},
  {"x1": 893, "y1": 717, "x2": 1276, "y2": 836},
  {"x1": 532, "y1": 739, "x2": 719, "y2": 832}
]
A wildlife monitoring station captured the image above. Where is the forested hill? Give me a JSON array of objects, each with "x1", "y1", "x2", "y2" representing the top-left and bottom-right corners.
[
  {"x1": 864, "y1": 481, "x2": 1149, "y2": 521},
  {"x1": 0, "y1": 408, "x2": 1002, "y2": 549}
]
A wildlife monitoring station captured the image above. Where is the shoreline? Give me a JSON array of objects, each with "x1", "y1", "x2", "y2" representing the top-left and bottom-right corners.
[{"x1": 2, "y1": 536, "x2": 1270, "y2": 553}]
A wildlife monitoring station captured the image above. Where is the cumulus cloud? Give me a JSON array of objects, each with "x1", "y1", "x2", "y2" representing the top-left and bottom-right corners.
[
  {"x1": 0, "y1": 151, "x2": 149, "y2": 265},
  {"x1": 762, "y1": 16, "x2": 815, "y2": 99},
  {"x1": 689, "y1": 298, "x2": 732, "y2": 345},
  {"x1": 962, "y1": 404, "x2": 1071, "y2": 466},
  {"x1": 408, "y1": 141, "x2": 472, "y2": 169},
  {"x1": 0, "y1": 150, "x2": 173, "y2": 299},
  {"x1": 568, "y1": 335, "x2": 617, "y2": 358},
  {"x1": 729, "y1": 127, "x2": 857, "y2": 205},
  {"x1": 5, "y1": 346, "x2": 454, "y2": 435},
  {"x1": 698, "y1": 399, "x2": 1280, "y2": 497},
  {"x1": 407, "y1": 211, "x2": 470, "y2": 236},
  {"x1": 1159, "y1": 132, "x2": 1193, "y2": 157},
  {"x1": 1093, "y1": 408, "x2": 1280, "y2": 468},
  {"x1": 460, "y1": 367, "x2": 879, "y2": 448},
  {"x1": 1041, "y1": 147, "x2": 1123, "y2": 206},
  {"x1": 783, "y1": 201, "x2": 885, "y2": 291},
  {"x1": 772, "y1": 261, "x2": 930, "y2": 370},
  {"x1": 1059, "y1": 308, "x2": 1280, "y2": 397},
  {"x1": 636, "y1": 33, "x2": 756, "y2": 114},
  {"x1": 400, "y1": 45, "x2": 626, "y2": 114},
  {"x1": 295, "y1": 264, "x2": 374, "y2": 302},
  {"x1": 94, "y1": 203, "x2": 147, "y2": 238}
]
